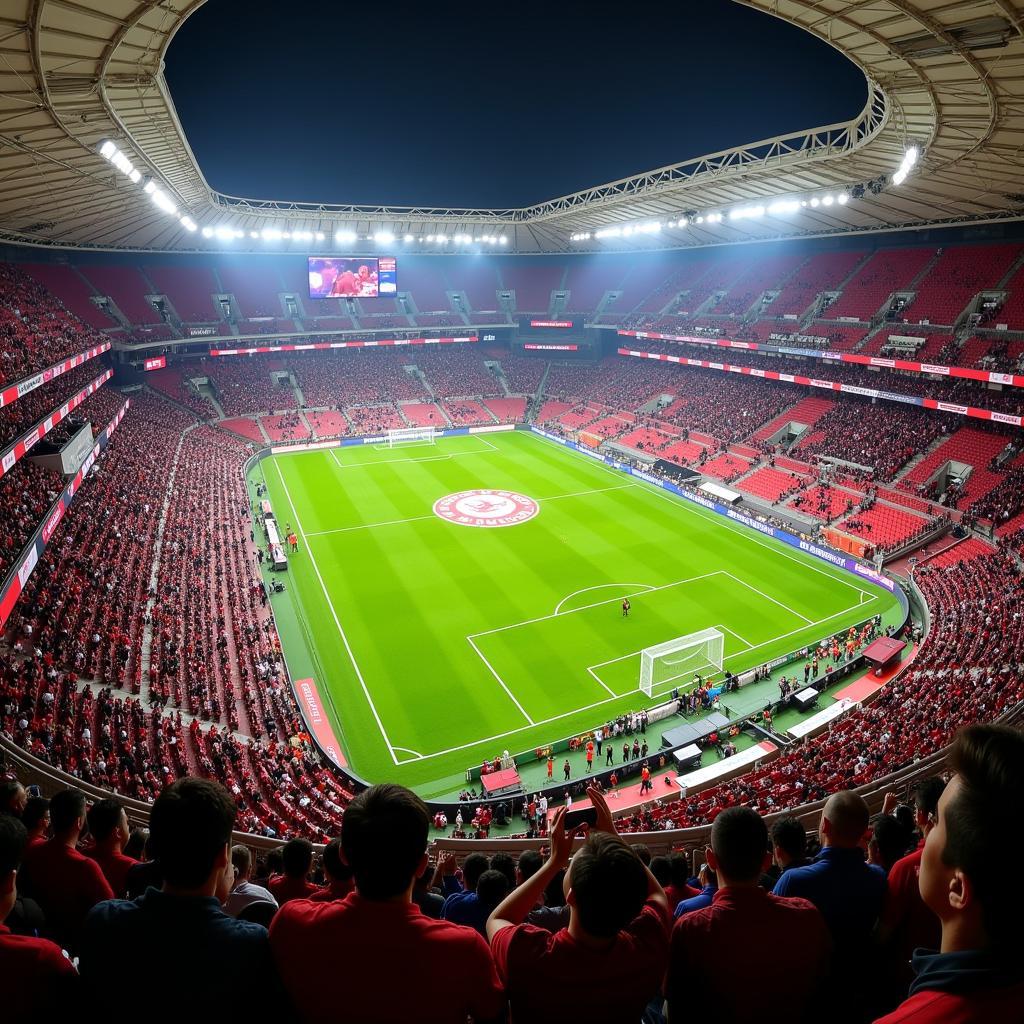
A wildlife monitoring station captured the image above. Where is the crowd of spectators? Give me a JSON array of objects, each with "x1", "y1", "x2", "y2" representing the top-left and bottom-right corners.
[
  {"x1": 0, "y1": 265, "x2": 109, "y2": 385},
  {"x1": 3, "y1": 725, "x2": 1023, "y2": 1023}
]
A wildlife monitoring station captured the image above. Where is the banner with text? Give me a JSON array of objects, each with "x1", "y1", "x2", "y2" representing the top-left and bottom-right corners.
[{"x1": 0, "y1": 342, "x2": 111, "y2": 410}]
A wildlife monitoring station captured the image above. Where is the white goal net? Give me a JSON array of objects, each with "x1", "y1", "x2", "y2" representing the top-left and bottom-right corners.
[
  {"x1": 639, "y1": 627, "x2": 724, "y2": 699},
  {"x1": 386, "y1": 426, "x2": 437, "y2": 448}
]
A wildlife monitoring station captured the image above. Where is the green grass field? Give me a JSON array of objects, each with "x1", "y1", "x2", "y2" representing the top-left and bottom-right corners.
[{"x1": 252, "y1": 430, "x2": 902, "y2": 798}]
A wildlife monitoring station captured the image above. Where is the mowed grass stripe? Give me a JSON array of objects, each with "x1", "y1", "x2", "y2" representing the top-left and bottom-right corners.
[{"x1": 258, "y1": 431, "x2": 901, "y2": 794}]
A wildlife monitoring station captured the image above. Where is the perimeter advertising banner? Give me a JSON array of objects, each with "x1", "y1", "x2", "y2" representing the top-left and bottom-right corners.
[
  {"x1": 211, "y1": 336, "x2": 477, "y2": 357},
  {"x1": 0, "y1": 342, "x2": 111, "y2": 410},
  {"x1": 0, "y1": 368, "x2": 114, "y2": 482},
  {"x1": 616, "y1": 347, "x2": 1023, "y2": 430},
  {"x1": 529, "y1": 426, "x2": 905, "y2": 609},
  {"x1": 618, "y1": 329, "x2": 1024, "y2": 390},
  {"x1": 0, "y1": 400, "x2": 129, "y2": 632}
]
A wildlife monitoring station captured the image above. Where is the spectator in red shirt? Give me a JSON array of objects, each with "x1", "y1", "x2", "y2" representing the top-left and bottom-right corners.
[
  {"x1": 269, "y1": 783, "x2": 504, "y2": 1024},
  {"x1": 667, "y1": 806, "x2": 832, "y2": 1023},
  {"x1": 22, "y1": 796, "x2": 49, "y2": 849},
  {"x1": 267, "y1": 837, "x2": 318, "y2": 905},
  {"x1": 85, "y1": 798, "x2": 139, "y2": 897},
  {"x1": 19, "y1": 789, "x2": 114, "y2": 953},
  {"x1": 487, "y1": 789, "x2": 671, "y2": 1024},
  {"x1": 306, "y1": 836, "x2": 354, "y2": 903},
  {"x1": 875, "y1": 726, "x2": 1024, "y2": 1023},
  {"x1": 0, "y1": 814, "x2": 79, "y2": 1018},
  {"x1": 877, "y1": 777, "x2": 946, "y2": 994}
]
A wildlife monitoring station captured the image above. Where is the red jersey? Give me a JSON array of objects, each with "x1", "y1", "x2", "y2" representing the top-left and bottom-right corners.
[
  {"x1": 490, "y1": 900, "x2": 669, "y2": 1024},
  {"x1": 0, "y1": 923, "x2": 79, "y2": 1016},
  {"x1": 667, "y1": 886, "x2": 831, "y2": 1023},
  {"x1": 86, "y1": 847, "x2": 140, "y2": 898},
  {"x1": 305, "y1": 878, "x2": 354, "y2": 903},
  {"x1": 21, "y1": 839, "x2": 115, "y2": 951},
  {"x1": 879, "y1": 841, "x2": 940, "y2": 973},
  {"x1": 269, "y1": 891, "x2": 503, "y2": 1024},
  {"x1": 267, "y1": 874, "x2": 319, "y2": 906},
  {"x1": 873, "y1": 983, "x2": 1024, "y2": 1023}
]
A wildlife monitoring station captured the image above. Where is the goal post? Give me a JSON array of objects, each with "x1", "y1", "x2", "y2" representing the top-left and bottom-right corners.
[
  {"x1": 639, "y1": 627, "x2": 724, "y2": 699},
  {"x1": 386, "y1": 426, "x2": 437, "y2": 448}
]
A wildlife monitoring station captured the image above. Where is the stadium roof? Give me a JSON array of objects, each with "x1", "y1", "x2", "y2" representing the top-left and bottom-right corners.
[{"x1": 0, "y1": 0, "x2": 1022, "y2": 254}]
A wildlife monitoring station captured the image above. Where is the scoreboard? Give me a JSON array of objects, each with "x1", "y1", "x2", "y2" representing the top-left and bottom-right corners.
[{"x1": 515, "y1": 316, "x2": 595, "y2": 356}]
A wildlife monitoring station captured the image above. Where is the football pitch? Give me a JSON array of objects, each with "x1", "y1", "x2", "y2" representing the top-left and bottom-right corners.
[{"x1": 253, "y1": 430, "x2": 902, "y2": 798}]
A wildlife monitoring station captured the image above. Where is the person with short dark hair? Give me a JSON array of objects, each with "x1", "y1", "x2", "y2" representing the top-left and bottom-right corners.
[
  {"x1": 0, "y1": 778, "x2": 26, "y2": 819},
  {"x1": 224, "y1": 844, "x2": 277, "y2": 918},
  {"x1": 269, "y1": 783, "x2": 504, "y2": 1023},
  {"x1": 874, "y1": 726, "x2": 1024, "y2": 1023},
  {"x1": 85, "y1": 797, "x2": 139, "y2": 897},
  {"x1": 877, "y1": 778, "x2": 946, "y2": 980},
  {"x1": 441, "y1": 851, "x2": 491, "y2": 932},
  {"x1": 306, "y1": 837, "x2": 354, "y2": 903},
  {"x1": 488, "y1": 788, "x2": 670, "y2": 1024},
  {"x1": 268, "y1": 837, "x2": 317, "y2": 905},
  {"x1": 774, "y1": 790, "x2": 886, "y2": 952},
  {"x1": 516, "y1": 849, "x2": 543, "y2": 884},
  {"x1": 21, "y1": 796, "x2": 49, "y2": 849},
  {"x1": 78, "y1": 779, "x2": 286, "y2": 1012},
  {"x1": 0, "y1": 814, "x2": 78, "y2": 1016},
  {"x1": 489, "y1": 852, "x2": 516, "y2": 892},
  {"x1": 762, "y1": 815, "x2": 807, "y2": 889},
  {"x1": 869, "y1": 812, "x2": 912, "y2": 874},
  {"x1": 665, "y1": 851, "x2": 700, "y2": 910},
  {"x1": 667, "y1": 807, "x2": 831, "y2": 1023},
  {"x1": 19, "y1": 788, "x2": 114, "y2": 952}
]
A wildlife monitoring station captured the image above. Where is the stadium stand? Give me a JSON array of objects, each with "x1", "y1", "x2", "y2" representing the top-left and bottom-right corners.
[{"x1": 824, "y1": 248, "x2": 935, "y2": 320}]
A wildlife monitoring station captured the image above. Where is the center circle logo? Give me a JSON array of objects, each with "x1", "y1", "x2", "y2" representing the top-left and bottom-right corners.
[{"x1": 433, "y1": 489, "x2": 539, "y2": 528}]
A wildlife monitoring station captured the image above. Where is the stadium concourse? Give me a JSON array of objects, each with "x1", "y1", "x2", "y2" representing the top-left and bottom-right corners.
[{"x1": 1, "y1": 246, "x2": 1023, "y2": 1022}]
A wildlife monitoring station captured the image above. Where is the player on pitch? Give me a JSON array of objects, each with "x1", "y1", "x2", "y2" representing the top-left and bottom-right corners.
[{"x1": 622, "y1": 597, "x2": 631, "y2": 618}]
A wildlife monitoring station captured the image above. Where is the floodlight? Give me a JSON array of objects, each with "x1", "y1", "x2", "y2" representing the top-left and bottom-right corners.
[
  {"x1": 99, "y1": 139, "x2": 116, "y2": 159},
  {"x1": 810, "y1": 197, "x2": 820, "y2": 207},
  {"x1": 143, "y1": 179, "x2": 156, "y2": 194},
  {"x1": 892, "y1": 169, "x2": 907, "y2": 185},
  {"x1": 128, "y1": 168, "x2": 141, "y2": 184},
  {"x1": 838, "y1": 193, "x2": 849, "y2": 205},
  {"x1": 335, "y1": 229, "x2": 357, "y2": 243},
  {"x1": 315, "y1": 231, "x2": 325, "y2": 241},
  {"x1": 374, "y1": 231, "x2": 395, "y2": 243},
  {"x1": 499, "y1": 236, "x2": 508, "y2": 244},
  {"x1": 180, "y1": 216, "x2": 197, "y2": 232},
  {"x1": 151, "y1": 189, "x2": 177, "y2": 215},
  {"x1": 202, "y1": 226, "x2": 214, "y2": 238},
  {"x1": 822, "y1": 195, "x2": 834, "y2": 206},
  {"x1": 403, "y1": 233, "x2": 414, "y2": 242}
]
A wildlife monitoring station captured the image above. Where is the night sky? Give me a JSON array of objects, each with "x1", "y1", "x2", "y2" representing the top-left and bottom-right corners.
[{"x1": 165, "y1": 0, "x2": 866, "y2": 209}]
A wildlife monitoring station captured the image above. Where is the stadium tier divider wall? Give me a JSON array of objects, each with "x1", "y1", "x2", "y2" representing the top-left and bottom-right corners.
[
  {"x1": 243, "y1": 422, "x2": 909, "y2": 817},
  {"x1": 0, "y1": 400, "x2": 131, "y2": 631}
]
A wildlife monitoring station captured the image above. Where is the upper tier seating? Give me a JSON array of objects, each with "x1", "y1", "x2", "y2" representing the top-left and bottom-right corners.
[{"x1": 825, "y1": 248, "x2": 934, "y2": 321}]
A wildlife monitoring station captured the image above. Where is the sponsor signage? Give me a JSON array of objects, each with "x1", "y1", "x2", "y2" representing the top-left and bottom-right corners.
[
  {"x1": 0, "y1": 369, "x2": 114, "y2": 482},
  {"x1": 528, "y1": 427, "x2": 906, "y2": 609},
  {"x1": 616, "y1": 329, "x2": 1024, "y2": 389},
  {"x1": 294, "y1": 678, "x2": 346, "y2": 769},
  {"x1": 617, "y1": 347, "x2": 1021, "y2": 428},
  {"x1": 0, "y1": 343, "x2": 110, "y2": 410},
  {"x1": 211, "y1": 336, "x2": 477, "y2": 357},
  {"x1": 143, "y1": 356, "x2": 167, "y2": 371},
  {"x1": 0, "y1": 401, "x2": 128, "y2": 632}
]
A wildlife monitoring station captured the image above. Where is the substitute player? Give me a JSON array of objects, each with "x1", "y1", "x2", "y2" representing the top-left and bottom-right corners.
[{"x1": 622, "y1": 597, "x2": 631, "y2": 617}]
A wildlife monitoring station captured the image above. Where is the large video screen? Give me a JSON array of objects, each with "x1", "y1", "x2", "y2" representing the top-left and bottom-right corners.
[
  {"x1": 517, "y1": 315, "x2": 585, "y2": 336},
  {"x1": 308, "y1": 256, "x2": 397, "y2": 299}
]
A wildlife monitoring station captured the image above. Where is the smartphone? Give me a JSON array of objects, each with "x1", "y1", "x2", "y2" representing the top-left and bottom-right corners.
[
  {"x1": 26, "y1": 785, "x2": 42, "y2": 798},
  {"x1": 563, "y1": 805, "x2": 599, "y2": 831}
]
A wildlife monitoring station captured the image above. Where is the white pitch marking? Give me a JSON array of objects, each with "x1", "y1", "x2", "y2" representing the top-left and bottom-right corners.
[
  {"x1": 398, "y1": 594, "x2": 881, "y2": 764},
  {"x1": 393, "y1": 747, "x2": 425, "y2": 760},
  {"x1": 469, "y1": 571, "x2": 726, "y2": 640},
  {"x1": 466, "y1": 635, "x2": 535, "y2": 725},
  {"x1": 329, "y1": 436, "x2": 499, "y2": 470},
  {"x1": 723, "y1": 571, "x2": 814, "y2": 625},
  {"x1": 554, "y1": 583, "x2": 655, "y2": 616},
  {"x1": 271, "y1": 457, "x2": 400, "y2": 766}
]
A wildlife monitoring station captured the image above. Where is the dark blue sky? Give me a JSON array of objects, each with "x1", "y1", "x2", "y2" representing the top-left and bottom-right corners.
[{"x1": 165, "y1": 0, "x2": 865, "y2": 209}]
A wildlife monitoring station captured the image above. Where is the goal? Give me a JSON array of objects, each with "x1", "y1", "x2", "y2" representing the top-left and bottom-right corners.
[
  {"x1": 386, "y1": 426, "x2": 437, "y2": 448},
  {"x1": 639, "y1": 627, "x2": 724, "y2": 699}
]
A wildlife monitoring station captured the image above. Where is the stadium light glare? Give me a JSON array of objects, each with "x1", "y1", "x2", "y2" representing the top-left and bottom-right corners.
[
  {"x1": 143, "y1": 179, "x2": 157, "y2": 195},
  {"x1": 436, "y1": 234, "x2": 447, "y2": 243},
  {"x1": 374, "y1": 231, "x2": 395, "y2": 244},
  {"x1": 214, "y1": 226, "x2": 237, "y2": 241},
  {"x1": 335, "y1": 229, "x2": 357, "y2": 243},
  {"x1": 892, "y1": 168, "x2": 907, "y2": 185},
  {"x1": 316, "y1": 231, "x2": 325, "y2": 241},
  {"x1": 180, "y1": 216, "x2": 197, "y2": 232},
  {"x1": 822, "y1": 194, "x2": 834, "y2": 206},
  {"x1": 250, "y1": 231, "x2": 259, "y2": 238},
  {"x1": 128, "y1": 168, "x2": 141, "y2": 184},
  {"x1": 499, "y1": 236, "x2": 508, "y2": 244},
  {"x1": 403, "y1": 233, "x2": 414, "y2": 242},
  {"x1": 679, "y1": 217, "x2": 688, "y2": 226},
  {"x1": 838, "y1": 193, "x2": 849, "y2": 205},
  {"x1": 98, "y1": 139, "x2": 117, "y2": 159},
  {"x1": 810, "y1": 197, "x2": 820, "y2": 207},
  {"x1": 202, "y1": 226, "x2": 214, "y2": 238},
  {"x1": 150, "y1": 189, "x2": 177, "y2": 215}
]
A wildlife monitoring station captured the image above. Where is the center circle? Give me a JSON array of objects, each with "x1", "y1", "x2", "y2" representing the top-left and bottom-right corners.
[{"x1": 433, "y1": 489, "x2": 540, "y2": 528}]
